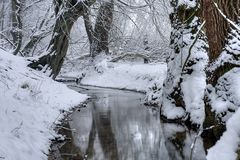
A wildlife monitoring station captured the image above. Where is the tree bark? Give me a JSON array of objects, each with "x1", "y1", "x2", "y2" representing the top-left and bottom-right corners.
[
  {"x1": 199, "y1": 0, "x2": 240, "y2": 147},
  {"x1": 11, "y1": 0, "x2": 24, "y2": 55},
  {"x1": 200, "y1": 0, "x2": 240, "y2": 62},
  {"x1": 83, "y1": 0, "x2": 114, "y2": 57},
  {"x1": 28, "y1": 0, "x2": 96, "y2": 79}
]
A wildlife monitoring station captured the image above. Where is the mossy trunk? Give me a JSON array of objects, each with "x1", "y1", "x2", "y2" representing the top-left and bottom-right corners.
[{"x1": 161, "y1": 0, "x2": 208, "y2": 125}]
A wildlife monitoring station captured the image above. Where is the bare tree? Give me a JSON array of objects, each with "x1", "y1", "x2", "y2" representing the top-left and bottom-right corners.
[{"x1": 28, "y1": 0, "x2": 96, "y2": 79}]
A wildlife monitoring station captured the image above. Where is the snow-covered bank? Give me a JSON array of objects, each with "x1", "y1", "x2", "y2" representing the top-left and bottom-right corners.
[
  {"x1": 81, "y1": 62, "x2": 167, "y2": 92},
  {"x1": 0, "y1": 49, "x2": 88, "y2": 160},
  {"x1": 61, "y1": 58, "x2": 167, "y2": 93}
]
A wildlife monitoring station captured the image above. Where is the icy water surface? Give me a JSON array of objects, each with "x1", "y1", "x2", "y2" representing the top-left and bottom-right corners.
[{"x1": 51, "y1": 85, "x2": 208, "y2": 160}]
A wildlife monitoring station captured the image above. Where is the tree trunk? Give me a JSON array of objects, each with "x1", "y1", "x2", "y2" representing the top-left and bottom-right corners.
[
  {"x1": 11, "y1": 0, "x2": 24, "y2": 55},
  {"x1": 83, "y1": 0, "x2": 114, "y2": 57},
  {"x1": 200, "y1": 0, "x2": 240, "y2": 148},
  {"x1": 200, "y1": 0, "x2": 240, "y2": 85},
  {"x1": 160, "y1": 0, "x2": 208, "y2": 125},
  {"x1": 158, "y1": 0, "x2": 240, "y2": 150},
  {"x1": 200, "y1": 0, "x2": 240, "y2": 62},
  {"x1": 28, "y1": 0, "x2": 96, "y2": 79}
]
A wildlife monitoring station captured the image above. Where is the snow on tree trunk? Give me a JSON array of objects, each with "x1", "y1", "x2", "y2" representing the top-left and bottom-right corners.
[
  {"x1": 160, "y1": 0, "x2": 208, "y2": 125},
  {"x1": 202, "y1": 0, "x2": 240, "y2": 142},
  {"x1": 159, "y1": 0, "x2": 240, "y2": 152},
  {"x1": 150, "y1": 0, "x2": 240, "y2": 130}
]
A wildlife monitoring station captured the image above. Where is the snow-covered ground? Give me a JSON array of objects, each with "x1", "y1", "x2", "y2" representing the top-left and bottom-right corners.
[
  {"x1": 61, "y1": 57, "x2": 167, "y2": 93},
  {"x1": 0, "y1": 49, "x2": 88, "y2": 160},
  {"x1": 81, "y1": 62, "x2": 167, "y2": 92}
]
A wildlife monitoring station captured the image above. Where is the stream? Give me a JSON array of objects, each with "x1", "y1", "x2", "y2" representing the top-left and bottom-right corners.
[{"x1": 50, "y1": 84, "x2": 210, "y2": 160}]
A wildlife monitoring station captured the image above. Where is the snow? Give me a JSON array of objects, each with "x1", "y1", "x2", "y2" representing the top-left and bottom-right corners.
[
  {"x1": 161, "y1": 16, "x2": 208, "y2": 124},
  {"x1": 206, "y1": 26, "x2": 240, "y2": 159},
  {"x1": 177, "y1": 0, "x2": 197, "y2": 8},
  {"x1": 207, "y1": 107, "x2": 240, "y2": 160},
  {"x1": 207, "y1": 27, "x2": 240, "y2": 121},
  {"x1": 181, "y1": 72, "x2": 206, "y2": 124},
  {"x1": 181, "y1": 42, "x2": 208, "y2": 124},
  {"x1": 82, "y1": 62, "x2": 167, "y2": 92},
  {"x1": 62, "y1": 57, "x2": 167, "y2": 93},
  {"x1": 0, "y1": 49, "x2": 88, "y2": 160},
  {"x1": 161, "y1": 101, "x2": 186, "y2": 119}
]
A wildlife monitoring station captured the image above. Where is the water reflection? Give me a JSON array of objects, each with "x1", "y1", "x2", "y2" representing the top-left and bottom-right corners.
[{"x1": 59, "y1": 85, "x2": 207, "y2": 160}]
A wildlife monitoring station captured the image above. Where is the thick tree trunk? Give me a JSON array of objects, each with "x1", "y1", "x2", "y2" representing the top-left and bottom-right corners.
[
  {"x1": 199, "y1": 0, "x2": 240, "y2": 148},
  {"x1": 83, "y1": 7, "x2": 94, "y2": 51},
  {"x1": 199, "y1": 0, "x2": 240, "y2": 85},
  {"x1": 160, "y1": 0, "x2": 208, "y2": 125},
  {"x1": 28, "y1": 0, "x2": 96, "y2": 79},
  {"x1": 200, "y1": 0, "x2": 240, "y2": 62},
  {"x1": 83, "y1": 0, "x2": 114, "y2": 57},
  {"x1": 161, "y1": 0, "x2": 240, "y2": 122}
]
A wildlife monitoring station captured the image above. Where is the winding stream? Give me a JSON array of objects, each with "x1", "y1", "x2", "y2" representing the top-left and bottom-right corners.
[{"x1": 50, "y1": 84, "x2": 209, "y2": 160}]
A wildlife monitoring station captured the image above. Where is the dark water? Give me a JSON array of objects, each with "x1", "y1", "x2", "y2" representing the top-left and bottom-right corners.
[{"x1": 51, "y1": 85, "x2": 208, "y2": 160}]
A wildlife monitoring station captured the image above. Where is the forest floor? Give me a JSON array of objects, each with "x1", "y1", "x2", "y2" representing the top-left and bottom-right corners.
[{"x1": 0, "y1": 49, "x2": 88, "y2": 160}]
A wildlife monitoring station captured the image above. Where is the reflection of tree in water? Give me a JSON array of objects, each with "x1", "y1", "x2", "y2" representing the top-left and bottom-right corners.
[
  {"x1": 57, "y1": 99, "x2": 118, "y2": 160},
  {"x1": 92, "y1": 99, "x2": 119, "y2": 160},
  {"x1": 74, "y1": 100, "x2": 119, "y2": 160},
  {"x1": 84, "y1": 116, "x2": 96, "y2": 159}
]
